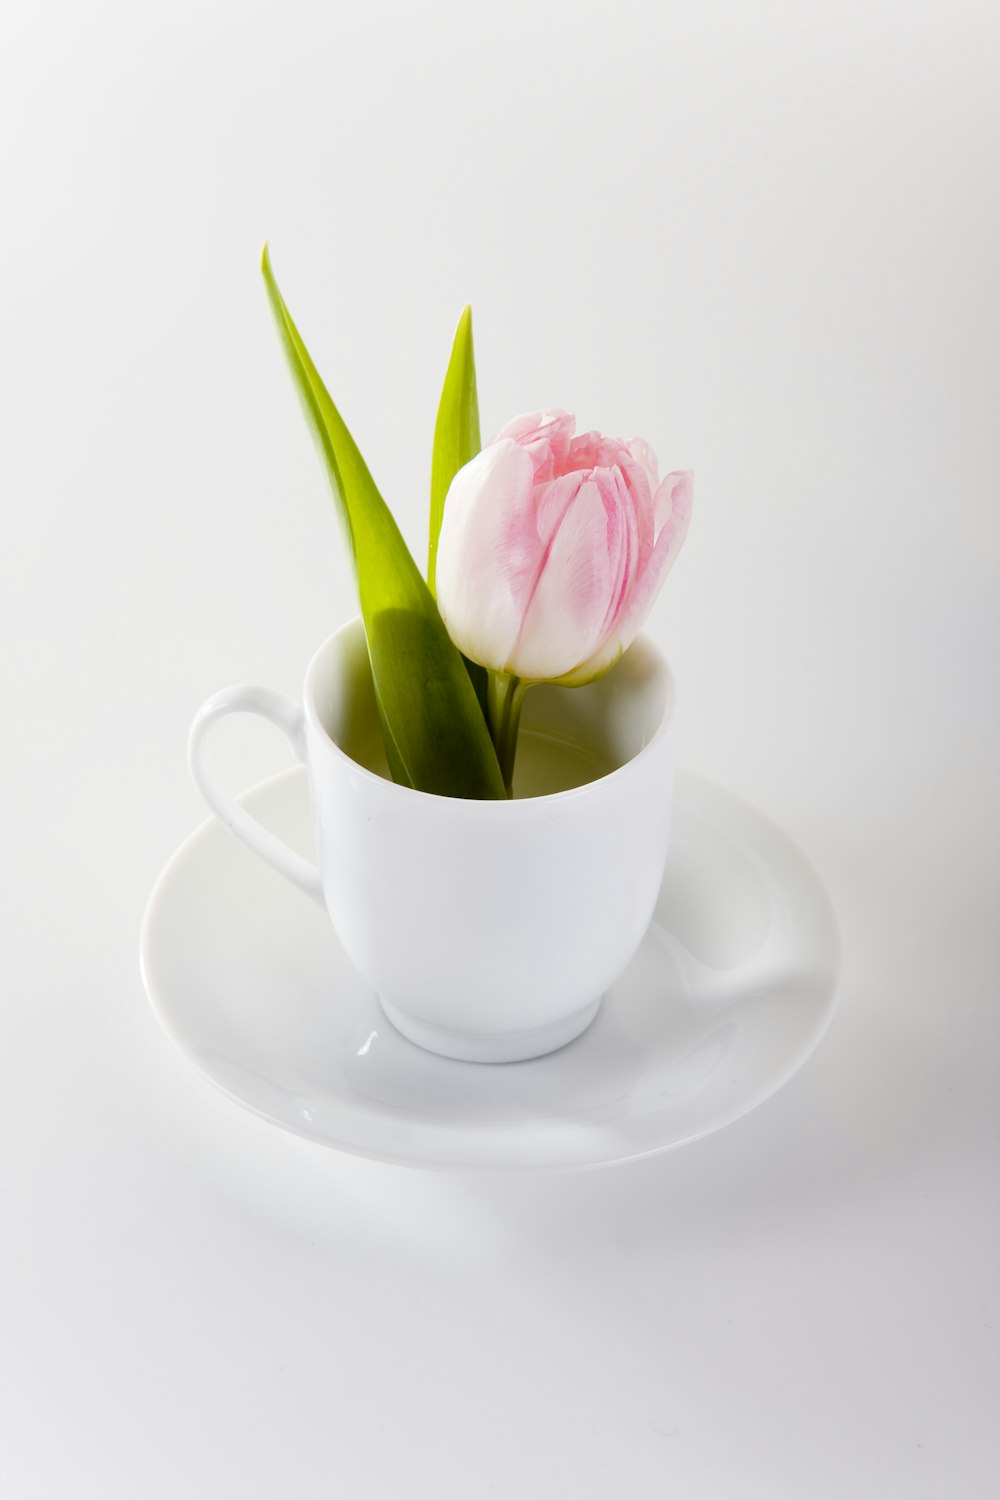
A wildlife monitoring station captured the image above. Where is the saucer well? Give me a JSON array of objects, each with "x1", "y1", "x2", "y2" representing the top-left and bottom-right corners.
[{"x1": 140, "y1": 768, "x2": 839, "y2": 1171}]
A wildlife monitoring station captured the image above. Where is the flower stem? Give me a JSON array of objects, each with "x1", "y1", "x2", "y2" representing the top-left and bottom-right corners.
[{"x1": 486, "y1": 671, "x2": 527, "y2": 797}]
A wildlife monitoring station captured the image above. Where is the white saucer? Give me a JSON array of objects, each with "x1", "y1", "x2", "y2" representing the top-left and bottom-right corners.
[{"x1": 141, "y1": 768, "x2": 839, "y2": 1171}]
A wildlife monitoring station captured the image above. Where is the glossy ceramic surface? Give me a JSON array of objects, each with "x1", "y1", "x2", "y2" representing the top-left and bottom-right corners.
[
  {"x1": 188, "y1": 619, "x2": 676, "y2": 1062},
  {"x1": 141, "y1": 767, "x2": 839, "y2": 1171}
]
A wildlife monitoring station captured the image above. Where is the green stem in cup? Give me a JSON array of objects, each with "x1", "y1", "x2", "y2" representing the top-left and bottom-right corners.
[{"x1": 486, "y1": 671, "x2": 528, "y2": 797}]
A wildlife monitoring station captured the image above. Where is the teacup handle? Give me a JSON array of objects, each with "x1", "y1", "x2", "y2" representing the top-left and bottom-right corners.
[{"x1": 188, "y1": 686, "x2": 325, "y2": 907}]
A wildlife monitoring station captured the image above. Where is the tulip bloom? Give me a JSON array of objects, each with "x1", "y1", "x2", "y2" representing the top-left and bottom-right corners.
[{"x1": 435, "y1": 410, "x2": 692, "y2": 789}]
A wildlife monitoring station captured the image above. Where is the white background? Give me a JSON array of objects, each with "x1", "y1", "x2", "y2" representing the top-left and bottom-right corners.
[{"x1": 2, "y1": 1, "x2": 998, "y2": 1494}]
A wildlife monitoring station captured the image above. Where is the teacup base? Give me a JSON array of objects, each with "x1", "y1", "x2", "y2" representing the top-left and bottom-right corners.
[{"x1": 378, "y1": 995, "x2": 604, "y2": 1064}]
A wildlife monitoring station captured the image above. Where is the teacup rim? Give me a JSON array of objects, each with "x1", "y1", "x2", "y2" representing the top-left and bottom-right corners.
[{"x1": 302, "y1": 615, "x2": 675, "y2": 809}]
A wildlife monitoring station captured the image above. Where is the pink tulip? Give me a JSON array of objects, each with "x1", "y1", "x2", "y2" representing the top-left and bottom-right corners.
[{"x1": 435, "y1": 410, "x2": 692, "y2": 685}]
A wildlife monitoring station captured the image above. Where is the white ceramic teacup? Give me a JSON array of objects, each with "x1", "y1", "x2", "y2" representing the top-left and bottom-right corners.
[{"x1": 189, "y1": 617, "x2": 675, "y2": 1063}]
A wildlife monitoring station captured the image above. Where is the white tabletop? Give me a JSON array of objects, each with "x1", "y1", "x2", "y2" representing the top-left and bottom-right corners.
[{"x1": 3, "y1": 1, "x2": 997, "y2": 1494}]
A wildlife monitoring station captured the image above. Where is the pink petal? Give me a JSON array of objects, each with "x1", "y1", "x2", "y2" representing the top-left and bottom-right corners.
[
  {"x1": 616, "y1": 451, "x2": 656, "y2": 557},
  {"x1": 532, "y1": 467, "x2": 589, "y2": 549},
  {"x1": 491, "y1": 410, "x2": 575, "y2": 481},
  {"x1": 560, "y1": 468, "x2": 693, "y2": 684},
  {"x1": 562, "y1": 431, "x2": 631, "y2": 476},
  {"x1": 434, "y1": 439, "x2": 539, "y2": 671},
  {"x1": 616, "y1": 467, "x2": 693, "y2": 646},
  {"x1": 653, "y1": 467, "x2": 693, "y2": 538},
  {"x1": 627, "y1": 437, "x2": 660, "y2": 495},
  {"x1": 593, "y1": 465, "x2": 640, "y2": 640},
  {"x1": 511, "y1": 478, "x2": 617, "y2": 681}
]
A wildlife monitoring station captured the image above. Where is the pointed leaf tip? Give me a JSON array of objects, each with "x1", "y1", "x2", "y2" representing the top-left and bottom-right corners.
[{"x1": 428, "y1": 305, "x2": 482, "y2": 593}]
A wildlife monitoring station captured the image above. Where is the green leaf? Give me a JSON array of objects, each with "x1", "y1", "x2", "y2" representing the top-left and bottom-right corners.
[
  {"x1": 261, "y1": 246, "x2": 505, "y2": 800},
  {"x1": 428, "y1": 305, "x2": 481, "y2": 594},
  {"x1": 428, "y1": 306, "x2": 488, "y2": 715}
]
